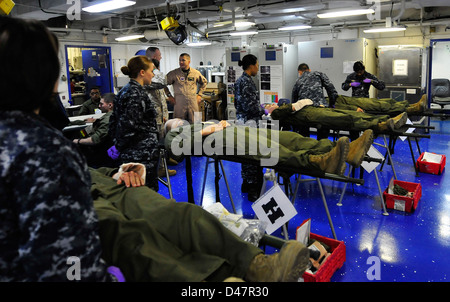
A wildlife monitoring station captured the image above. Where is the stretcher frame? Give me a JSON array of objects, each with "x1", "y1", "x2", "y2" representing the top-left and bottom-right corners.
[{"x1": 184, "y1": 154, "x2": 364, "y2": 240}]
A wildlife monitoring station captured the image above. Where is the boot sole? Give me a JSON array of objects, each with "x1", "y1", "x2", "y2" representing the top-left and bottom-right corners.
[
  {"x1": 277, "y1": 241, "x2": 311, "y2": 282},
  {"x1": 394, "y1": 112, "x2": 408, "y2": 129},
  {"x1": 334, "y1": 137, "x2": 350, "y2": 175}
]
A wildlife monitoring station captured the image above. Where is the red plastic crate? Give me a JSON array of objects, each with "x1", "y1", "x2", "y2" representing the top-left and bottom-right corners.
[
  {"x1": 300, "y1": 232, "x2": 346, "y2": 282},
  {"x1": 383, "y1": 180, "x2": 422, "y2": 213},
  {"x1": 416, "y1": 152, "x2": 446, "y2": 175}
]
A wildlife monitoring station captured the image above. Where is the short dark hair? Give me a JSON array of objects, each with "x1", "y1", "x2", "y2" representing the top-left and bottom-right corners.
[
  {"x1": 0, "y1": 16, "x2": 60, "y2": 111},
  {"x1": 238, "y1": 54, "x2": 258, "y2": 70},
  {"x1": 353, "y1": 61, "x2": 365, "y2": 72},
  {"x1": 145, "y1": 46, "x2": 159, "y2": 58},
  {"x1": 180, "y1": 53, "x2": 190, "y2": 59},
  {"x1": 102, "y1": 93, "x2": 115, "y2": 104},
  {"x1": 298, "y1": 63, "x2": 309, "y2": 71}
]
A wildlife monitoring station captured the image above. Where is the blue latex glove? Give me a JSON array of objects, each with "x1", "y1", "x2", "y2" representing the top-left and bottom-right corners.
[
  {"x1": 107, "y1": 145, "x2": 120, "y2": 160},
  {"x1": 363, "y1": 78, "x2": 372, "y2": 84},
  {"x1": 107, "y1": 266, "x2": 125, "y2": 282},
  {"x1": 350, "y1": 82, "x2": 361, "y2": 87}
]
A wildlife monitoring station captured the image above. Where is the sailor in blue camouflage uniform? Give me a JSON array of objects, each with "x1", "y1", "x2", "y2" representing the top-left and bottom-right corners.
[
  {"x1": 342, "y1": 61, "x2": 385, "y2": 98},
  {"x1": 291, "y1": 63, "x2": 339, "y2": 139},
  {"x1": 110, "y1": 56, "x2": 160, "y2": 191},
  {"x1": 234, "y1": 54, "x2": 265, "y2": 202},
  {"x1": 0, "y1": 16, "x2": 118, "y2": 281}
]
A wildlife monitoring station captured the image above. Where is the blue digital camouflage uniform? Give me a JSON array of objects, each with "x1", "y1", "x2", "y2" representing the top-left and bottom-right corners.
[
  {"x1": 235, "y1": 72, "x2": 265, "y2": 123},
  {"x1": 341, "y1": 71, "x2": 385, "y2": 98},
  {"x1": 0, "y1": 110, "x2": 111, "y2": 281},
  {"x1": 291, "y1": 70, "x2": 339, "y2": 139},
  {"x1": 110, "y1": 79, "x2": 160, "y2": 191},
  {"x1": 234, "y1": 72, "x2": 264, "y2": 185},
  {"x1": 291, "y1": 71, "x2": 339, "y2": 107}
]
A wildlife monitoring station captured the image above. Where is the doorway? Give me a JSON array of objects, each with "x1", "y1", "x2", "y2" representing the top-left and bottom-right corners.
[
  {"x1": 65, "y1": 45, "x2": 114, "y2": 105},
  {"x1": 428, "y1": 39, "x2": 450, "y2": 112}
]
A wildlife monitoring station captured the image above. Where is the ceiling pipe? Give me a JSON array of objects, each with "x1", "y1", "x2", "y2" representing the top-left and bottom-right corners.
[{"x1": 392, "y1": 0, "x2": 406, "y2": 23}]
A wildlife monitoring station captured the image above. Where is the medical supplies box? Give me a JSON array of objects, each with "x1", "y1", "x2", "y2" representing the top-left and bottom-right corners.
[
  {"x1": 383, "y1": 180, "x2": 422, "y2": 213},
  {"x1": 416, "y1": 152, "x2": 446, "y2": 175},
  {"x1": 296, "y1": 220, "x2": 346, "y2": 282}
]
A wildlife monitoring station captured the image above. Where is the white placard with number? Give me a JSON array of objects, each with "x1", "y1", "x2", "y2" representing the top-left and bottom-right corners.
[{"x1": 251, "y1": 185, "x2": 298, "y2": 235}]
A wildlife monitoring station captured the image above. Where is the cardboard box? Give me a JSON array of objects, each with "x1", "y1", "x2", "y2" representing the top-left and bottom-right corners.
[
  {"x1": 416, "y1": 152, "x2": 446, "y2": 175},
  {"x1": 383, "y1": 180, "x2": 422, "y2": 213}
]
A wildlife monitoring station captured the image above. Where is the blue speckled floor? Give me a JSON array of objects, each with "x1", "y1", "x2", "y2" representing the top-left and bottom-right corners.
[{"x1": 157, "y1": 117, "x2": 450, "y2": 282}]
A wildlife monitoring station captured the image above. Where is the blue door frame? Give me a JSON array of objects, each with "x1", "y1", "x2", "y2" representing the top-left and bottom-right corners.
[
  {"x1": 65, "y1": 45, "x2": 114, "y2": 101},
  {"x1": 427, "y1": 38, "x2": 450, "y2": 102}
]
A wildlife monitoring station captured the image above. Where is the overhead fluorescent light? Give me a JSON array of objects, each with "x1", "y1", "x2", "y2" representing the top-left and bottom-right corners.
[
  {"x1": 363, "y1": 26, "x2": 406, "y2": 33},
  {"x1": 230, "y1": 30, "x2": 258, "y2": 36},
  {"x1": 82, "y1": 0, "x2": 136, "y2": 13},
  {"x1": 115, "y1": 34, "x2": 145, "y2": 41},
  {"x1": 213, "y1": 20, "x2": 255, "y2": 28},
  {"x1": 235, "y1": 21, "x2": 256, "y2": 28},
  {"x1": 317, "y1": 8, "x2": 375, "y2": 18},
  {"x1": 186, "y1": 41, "x2": 212, "y2": 47},
  {"x1": 278, "y1": 24, "x2": 312, "y2": 31}
]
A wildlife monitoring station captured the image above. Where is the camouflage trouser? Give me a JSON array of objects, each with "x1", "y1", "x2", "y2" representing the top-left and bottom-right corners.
[
  {"x1": 335, "y1": 95, "x2": 409, "y2": 113},
  {"x1": 91, "y1": 168, "x2": 262, "y2": 282}
]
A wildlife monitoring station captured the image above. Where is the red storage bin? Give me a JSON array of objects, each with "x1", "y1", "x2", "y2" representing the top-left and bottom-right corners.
[
  {"x1": 299, "y1": 232, "x2": 346, "y2": 282},
  {"x1": 383, "y1": 180, "x2": 422, "y2": 213},
  {"x1": 416, "y1": 152, "x2": 446, "y2": 175}
]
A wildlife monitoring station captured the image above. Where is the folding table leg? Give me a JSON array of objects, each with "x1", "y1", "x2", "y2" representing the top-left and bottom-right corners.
[
  {"x1": 374, "y1": 169, "x2": 389, "y2": 216},
  {"x1": 337, "y1": 168, "x2": 352, "y2": 206},
  {"x1": 219, "y1": 160, "x2": 236, "y2": 214},
  {"x1": 317, "y1": 178, "x2": 337, "y2": 240}
]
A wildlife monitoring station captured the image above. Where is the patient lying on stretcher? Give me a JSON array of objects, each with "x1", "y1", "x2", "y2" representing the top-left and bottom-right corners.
[
  {"x1": 267, "y1": 98, "x2": 409, "y2": 133},
  {"x1": 333, "y1": 94, "x2": 427, "y2": 115},
  {"x1": 164, "y1": 118, "x2": 375, "y2": 176}
]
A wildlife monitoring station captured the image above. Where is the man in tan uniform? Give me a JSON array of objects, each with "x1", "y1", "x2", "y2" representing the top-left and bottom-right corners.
[{"x1": 166, "y1": 53, "x2": 207, "y2": 123}]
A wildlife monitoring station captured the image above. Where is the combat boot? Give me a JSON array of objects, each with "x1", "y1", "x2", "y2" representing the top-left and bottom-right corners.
[
  {"x1": 309, "y1": 136, "x2": 349, "y2": 175},
  {"x1": 347, "y1": 129, "x2": 374, "y2": 167},
  {"x1": 245, "y1": 241, "x2": 310, "y2": 282},
  {"x1": 392, "y1": 112, "x2": 408, "y2": 129},
  {"x1": 406, "y1": 94, "x2": 427, "y2": 114},
  {"x1": 377, "y1": 118, "x2": 395, "y2": 132}
]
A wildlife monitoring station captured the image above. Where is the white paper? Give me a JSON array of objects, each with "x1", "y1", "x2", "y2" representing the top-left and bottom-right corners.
[
  {"x1": 422, "y1": 152, "x2": 443, "y2": 163},
  {"x1": 252, "y1": 185, "x2": 297, "y2": 235},
  {"x1": 361, "y1": 146, "x2": 384, "y2": 173},
  {"x1": 399, "y1": 119, "x2": 415, "y2": 141},
  {"x1": 388, "y1": 177, "x2": 395, "y2": 194},
  {"x1": 393, "y1": 59, "x2": 408, "y2": 76},
  {"x1": 393, "y1": 199, "x2": 406, "y2": 212},
  {"x1": 296, "y1": 219, "x2": 311, "y2": 245},
  {"x1": 343, "y1": 61, "x2": 356, "y2": 74}
]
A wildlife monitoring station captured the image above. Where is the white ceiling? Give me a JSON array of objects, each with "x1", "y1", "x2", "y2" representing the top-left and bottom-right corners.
[{"x1": 9, "y1": 0, "x2": 450, "y2": 42}]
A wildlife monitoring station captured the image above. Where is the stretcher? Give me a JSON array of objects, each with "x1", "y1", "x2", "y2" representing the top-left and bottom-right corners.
[
  {"x1": 313, "y1": 122, "x2": 432, "y2": 177},
  {"x1": 184, "y1": 153, "x2": 364, "y2": 240}
]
